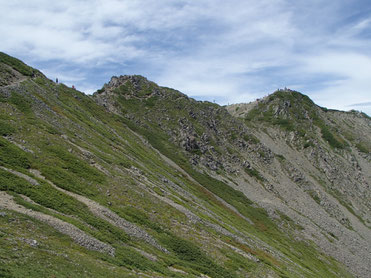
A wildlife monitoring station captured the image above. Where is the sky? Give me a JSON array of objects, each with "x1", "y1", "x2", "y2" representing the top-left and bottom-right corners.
[{"x1": 1, "y1": 0, "x2": 371, "y2": 115}]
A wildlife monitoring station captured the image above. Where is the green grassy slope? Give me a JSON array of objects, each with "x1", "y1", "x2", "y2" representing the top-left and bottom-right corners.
[{"x1": 0, "y1": 56, "x2": 359, "y2": 277}]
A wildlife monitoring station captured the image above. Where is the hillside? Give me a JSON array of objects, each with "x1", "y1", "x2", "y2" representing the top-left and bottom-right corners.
[{"x1": 0, "y1": 52, "x2": 370, "y2": 278}]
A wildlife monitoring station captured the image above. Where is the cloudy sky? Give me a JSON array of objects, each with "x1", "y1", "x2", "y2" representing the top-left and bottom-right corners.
[{"x1": 1, "y1": 0, "x2": 371, "y2": 115}]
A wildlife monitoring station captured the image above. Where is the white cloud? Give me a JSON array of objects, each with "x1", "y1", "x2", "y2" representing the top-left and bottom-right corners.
[
  {"x1": 298, "y1": 52, "x2": 371, "y2": 115},
  {"x1": 0, "y1": 0, "x2": 370, "y2": 115},
  {"x1": 39, "y1": 67, "x2": 85, "y2": 83}
]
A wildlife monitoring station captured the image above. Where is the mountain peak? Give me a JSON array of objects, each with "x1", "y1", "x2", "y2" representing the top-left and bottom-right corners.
[
  {"x1": 227, "y1": 88, "x2": 317, "y2": 123},
  {"x1": 94, "y1": 75, "x2": 158, "y2": 101},
  {"x1": 261, "y1": 88, "x2": 316, "y2": 119},
  {"x1": 269, "y1": 88, "x2": 315, "y2": 105},
  {"x1": 105, "y1": 75, "x2": 150, "y2": 89},
  {"x1": 96, "y1": 75, "x2": 157, "y2": 96},
  {"x1": 94, "y1": 75, "x2": 189, "y2": 114}
]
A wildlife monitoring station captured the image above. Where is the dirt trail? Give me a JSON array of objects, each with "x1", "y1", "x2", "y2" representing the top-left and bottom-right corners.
[
  {"x1": 0, "y1": 166, "x2": 39, "y2": 185},
  {"x1": 29, "y1": 169, "x2": 168, "y2": 253},
  {"x1": 0, "y1": 191, "x2": 115, "y2": 256},
  {"x1": 1, "y1": 75, "x2": 28, "y2": 88}
]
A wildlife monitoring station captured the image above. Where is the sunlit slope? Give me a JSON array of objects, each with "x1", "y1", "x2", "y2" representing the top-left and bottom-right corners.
[{"x1": 0, "y1": 53, "x2": 369, "y2": 277}]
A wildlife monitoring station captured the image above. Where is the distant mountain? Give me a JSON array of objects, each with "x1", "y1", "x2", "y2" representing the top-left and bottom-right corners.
[{"x1": 0, "y1": 52, "x2": 370, "y2": 278}]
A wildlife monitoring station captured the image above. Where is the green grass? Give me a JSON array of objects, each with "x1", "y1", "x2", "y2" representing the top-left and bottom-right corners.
[
  {"x1": 0, "y1": 137, "x2": 31, "y2": 169},
  {"x1": 356, "y1": 142, "x2": 370, "y2": 154},
  {"x1": 244, "y1": 167, "x2": 264, "y2": 181},
  {"x1": 9, "y1": 91, "x2": 33, "y2": 114},
  {"x1": 113, "y1": 206, "x2": 164, "y2": 234},
  {"x1": 38, "y1": 144, "x2": 106, "y2": 196},
  {"x1": 0, "y1": 68, "x2": 356, "y2": 278},
  {"x1": 0, "y1": 52, "x2": 36, "y2": 76},
  {"x1": 0, "y1": 168, "x2": 133, "y2": 246},
  {"x1": 159, "y1": 233, "x2": 236, "y2": 278},
  {"x1": 303, "y1": 141, "x2": 314, "y2": 148},
  {"x1": 273, "y1": 118, "x2": 295, "y2": 131},
  {"x1": 244, "y1": 90, "x2": 349, "y2": 149},
  {"x1": 243, "y1": 134, "x2": 260, "y2": 144},
  {"x1": 110, "y1": 85, "x2": 354, "y2": 278},
  {"x1": 0, "y1": 120, "x2": 15, "y2": 136},
  {"x1": 320, "y1": 126, "x2": 346, "y2": 149},
  {"x1": 0, "y1": 210, "x2": 137, "y2": 278}
]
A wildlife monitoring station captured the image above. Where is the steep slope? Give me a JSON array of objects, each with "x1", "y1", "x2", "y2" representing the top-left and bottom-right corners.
[
  {"x1": 0, "y1": 53, "x2": 369, "y2": 278},
  {"x1": 227, "y1": 89, "x2": 370, "y2": 226},
  {"x1": 94, "y1": 76, "x2": 371, "y2": 277},
  {"x1": 226, "y1": 89, "x2": 371, "y2": 276}
]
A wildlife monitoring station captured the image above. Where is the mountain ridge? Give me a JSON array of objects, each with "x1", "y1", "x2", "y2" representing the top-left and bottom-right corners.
[{"x1": 0, "y1": 52, "x2": 370, "y2": 278}]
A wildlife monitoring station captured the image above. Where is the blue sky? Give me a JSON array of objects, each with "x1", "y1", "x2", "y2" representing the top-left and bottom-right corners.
[{"x1": 1, "y1": 0, "x2": 370, "y2": 115}]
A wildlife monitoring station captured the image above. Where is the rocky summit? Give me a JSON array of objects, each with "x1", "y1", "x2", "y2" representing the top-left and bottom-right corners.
[{"x1": 0, "y1": 52, "x2": 370, "y2": 278}]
